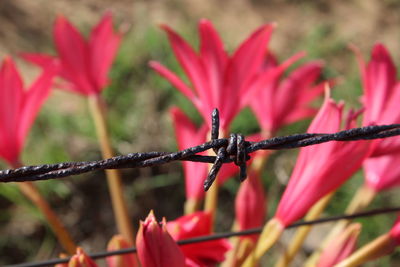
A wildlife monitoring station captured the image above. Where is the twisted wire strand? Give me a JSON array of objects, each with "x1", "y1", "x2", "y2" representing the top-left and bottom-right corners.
[
  {"x1": 3, "y1": 109, "x2": 400, "y2": 267},
  {"x1": 1, "y1": 123, "x2": 399, "y2": 184},
  {"x1": 7, "y1": 206, "x2": 400, "y2": 267}
]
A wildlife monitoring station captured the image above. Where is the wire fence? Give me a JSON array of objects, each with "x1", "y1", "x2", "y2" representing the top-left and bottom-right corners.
[
  {"x1": 7, "y1": 206, "x2": 400, "y2": 267},
  {"x1": 3, "y1": 108, "x2": 400, "y2": 266},
  {"x1": 1, "y1": 109, "x2": 400, "y2": 188}
]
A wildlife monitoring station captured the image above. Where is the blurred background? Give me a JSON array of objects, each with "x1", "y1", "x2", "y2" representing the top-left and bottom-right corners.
[{"x1": 1, "y1": 0, "x2": 400, "y2": 265}]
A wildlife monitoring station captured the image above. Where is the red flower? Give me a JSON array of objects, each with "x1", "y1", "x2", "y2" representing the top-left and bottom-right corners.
[
  {"x1": 136, "y1": 211, "x2": 185, "y2": 267},
  {"x1": 23, "y1": 12, "x2": 121, "y2": 96},
  {"x1": 317, "y1": 223, "x2": 361, "y2": 267},
  {"x1": 275, "y1": 94, "x2": 372, "y2": 226},
  {"x1": 106, "y1": 235, "x2": 138, "y2": 267},
  {"x1": 170, "y1": 107, "x2": 209, "y2": 201},
  {"x1": 151, "y1": 19, "x2": 275, "y2": 130},
  {"x1": 235, "y1": 170, "x2": 266, "y2": 242},
  {"x1": 363, "y1": 152, "x2": 400, "y2": 192},
  {"x1": 353, "y1": 43, "x2": 400, "y2": 156},
  {"x1": 167, "y1": 211, "x2": 231, "y2": 266},
  {"x1": 171, "y1": 107, "x2": 260, "y2": 201},
  {"x1": 68, "y1": 248, "x2": 98, "y2": 267},
  {"x1": 0, "y1": 57, "x2": 53, "y2": 164},
  {"x1": 390, "y1": 216, "x2": 400, "y2": 245},
  {"x1": 336, "y1": 216, "x2": 400, "y2": 266},
  {"x1": 248, "y1": 51, "x2": 326, "y2": 135}
]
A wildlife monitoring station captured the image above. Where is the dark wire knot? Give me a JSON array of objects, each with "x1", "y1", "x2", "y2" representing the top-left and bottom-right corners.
[{"x1": 203, "y1": 109, "x2": 250, "y2": 191}]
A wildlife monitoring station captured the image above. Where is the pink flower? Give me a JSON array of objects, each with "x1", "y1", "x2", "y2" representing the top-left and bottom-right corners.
[
  {"x1": 351, "y1": 44, "x2": 400, "y2": 194},
  {"x1": 171, "y1": 107, "x2": 260, "y2": 201},
  {"x1": 68, "y1": 248, "x2": 98, "y2": 267},
  {"x1": 235, "y1": 170, "x2": 266, "y2": 242},
  {"x1": 336, "y1": 216, "x2": 400, "y2": 266},
  {"x1": 136, "y1": 211, "x2": 185, "y2": 267},
  {"x1": 390, "y1": 216, "x2": 400, "y2": 245},
  {"x1": 151, "y1": 19, "x2": 275, "y2": 130},
  {"x1": 317, "y1": 223, "x2": 361, "y2": 267},
  {"x1": 248, "y1": 51, "x2": 327, "y2": 135},
  {"x1": 274, "y1": 95, "x2": 372, "y2": 226},
  {"x1": 170, "y1": 107, "x2": 209, "y2": 201},
  {"x1": 23, "y1": 12, "x2": 121, "y2": 96},
  {"x1": 363, "y1": 152, "x2": 400, "y2": 192},
  {"x1": 353, "y1": 43, "x2": 400, "y2": 156},
  {"x1": 106, "y1": 235, "x2": 138, "y2": 267},
  {"x1": 167, "y1": 211, "x2": 231, "y2": 266},
  {"x1": 0, "y1": 57, "x2": 54, "y2": 165}
]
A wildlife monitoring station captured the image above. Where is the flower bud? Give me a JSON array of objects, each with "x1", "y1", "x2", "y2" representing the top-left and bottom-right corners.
[{"x1": 136, "y1": 211, "x2": 185, "y2": 267}]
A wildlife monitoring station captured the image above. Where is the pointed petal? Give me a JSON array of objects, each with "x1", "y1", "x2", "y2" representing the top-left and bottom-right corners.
[
  {"x1": 318, "y1": 223, "x2": 361, "y2": 267},
  {"x1": 161, "y1": 25, "x2": 212, "y2": 119},
  {"x1": 273, "y1": 61, "x2": 323, "y2": 126},
  {"x1": 18, "y1": 68, "x2": 54, "y2": 149},
  {"x1": 223, "y1": 23, "x2": 275, "y2": 127},
  {"x1": 364, "y1": 43, "x2": 397, "y2": 124},
  {"x1": 137, "y1": 212, "x2": 185, "y2": 267},
  {"x1": 228, "y1": 23, "x2": 275, "y2": 93},
  {"x1": 170, "y1": 107, "x2": 209, "y2": 200},
  {"x1": 296, "y1": 80, "x2": 333, "y2": 106},
  {"x1": 349, "y1": 43, "x2": 367, "y2": 93},
  {"x1": 235, "y1": 171, "x2": 266, "y2": 242},
  {"x1": 282, "y1": 107, "x2": 317, "y2": 125},
  {"x1": 21, "y1": 53, "x2": 59, "y2": 69},
  {"x1": 89, "y1": 12, "x2": 121, "y2": 92},
  {"x1": 167, "y1": 212, "x2": 231, "y2": 265},
  {"x1": 275, "y1": 97, "x2": 371, "y2": 226},
  {"x1": 0, "y1": 57, "x2": 24, "y2": 163},
  {"x1": 21, "y1": 53, "x2": 78, "y2": 85},
  {"x1": 54, "y1": 16, "x2": 93, "y2": 95},
  {"x1": 68, "y1": 248, "x2": 98, "y2": 267},
  {"x1": 248, "y1": 52, "x2": 305, "y2": 133},
  {"x1": 364, "y1": 152, "x2": 400, "y2": 192},
  {"x1": 150, "y1": 61, "x2": 199, "y2": 106},
  {"x1": 106, "y1": 235, "x2": 138, "y2": 267},
  {"x1": 199, "y1": 19, "x2": 228, "y2": 111}
]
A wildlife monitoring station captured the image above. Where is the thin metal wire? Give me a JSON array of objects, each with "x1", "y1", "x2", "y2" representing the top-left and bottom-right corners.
[
  {"x1": 7, "y1": 206, "x2": 400, "y2": 267},
  {"x1": 4, "y1": 109, "x2": 400, "y2": 266},
  {"x1": 1, "y1": 109, "x2": 400, "y2": 187}
]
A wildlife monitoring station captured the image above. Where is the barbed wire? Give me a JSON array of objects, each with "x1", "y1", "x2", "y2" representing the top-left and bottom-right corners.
[
  {"x1": 1, "y1": 109, "x2": 400, "y2": 190},
  {"x1": 3, "y1": 108, "x2": 400, "y2": 266},
  {"x1": 7, "y1": 206, "x2": 400, "y2": 267}
]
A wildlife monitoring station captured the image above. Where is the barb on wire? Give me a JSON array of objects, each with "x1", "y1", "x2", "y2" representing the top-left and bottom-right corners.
[
  {"x1": 1, "y1": 109, "x2": 400, "y2": 187},
  {"x1": 8, "y1": 205, "x2": 400, "y2": 267}
]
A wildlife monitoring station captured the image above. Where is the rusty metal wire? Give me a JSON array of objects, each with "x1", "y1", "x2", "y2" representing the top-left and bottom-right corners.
[
  {"x1": 1, "y1": 109, "x2": 400, "y2": 190},
  {"x1": 3, "y1": 108, "x2": 400, "y2": 267},
  {"x1": 8, "y1": 206, "x2": 400, "y2": 267}
]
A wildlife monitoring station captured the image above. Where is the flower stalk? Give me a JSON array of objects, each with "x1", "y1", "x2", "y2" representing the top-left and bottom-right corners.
[
  {"x1": 13, "y1": 162, "x2": 76, "y2": 254},
  {"x1": 88, "y1": 95, "x2": 134, "y2": 244},
  {"x1": 305, "y1": 184, "x2": 376, "y2": 266},
  {"x1": 242, "y1": 218, "x2": 285, "y2": 267},
  {"x1": 335, "y1": 233, "x2": 394, "y2": 267},
  {"x1": 275, "y1": 192, "x2": 334, "y2": 267}
]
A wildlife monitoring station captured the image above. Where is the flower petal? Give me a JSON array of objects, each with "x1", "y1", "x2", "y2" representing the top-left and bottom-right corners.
[
  {"x1": 223, "y1": 23, "x2": 275, "y2": 127},
  {"x1": 198, "y1": 19, "x2": 228, "y2": 112},
  {"x1": 161, "y1": 24, "x2": 212, "y2": 120},
  {"x1": 150, "y1": 61, "x2": 199, "y2": 107},
  {"x1": 170, "y1": 107, "x2": 209, "y2": 200},
  {"x1": 0, "y1": 57, "x2": 24, "y2": 163},
  {"x1": 364, "y1": 152, "x2": 400, "y2": 192},
  {"x1": 89, "y1": 12, "x2": 121, "y2": 92},
  {"x1": 18, "y1": 68, "x2": 54, "y2": 151},
  {"x1": 363, "y1": 43, "x2": 397, "y2": 124},
  {"x1": 54, "y1": 16, "x2": 93, "y2": 94}
]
